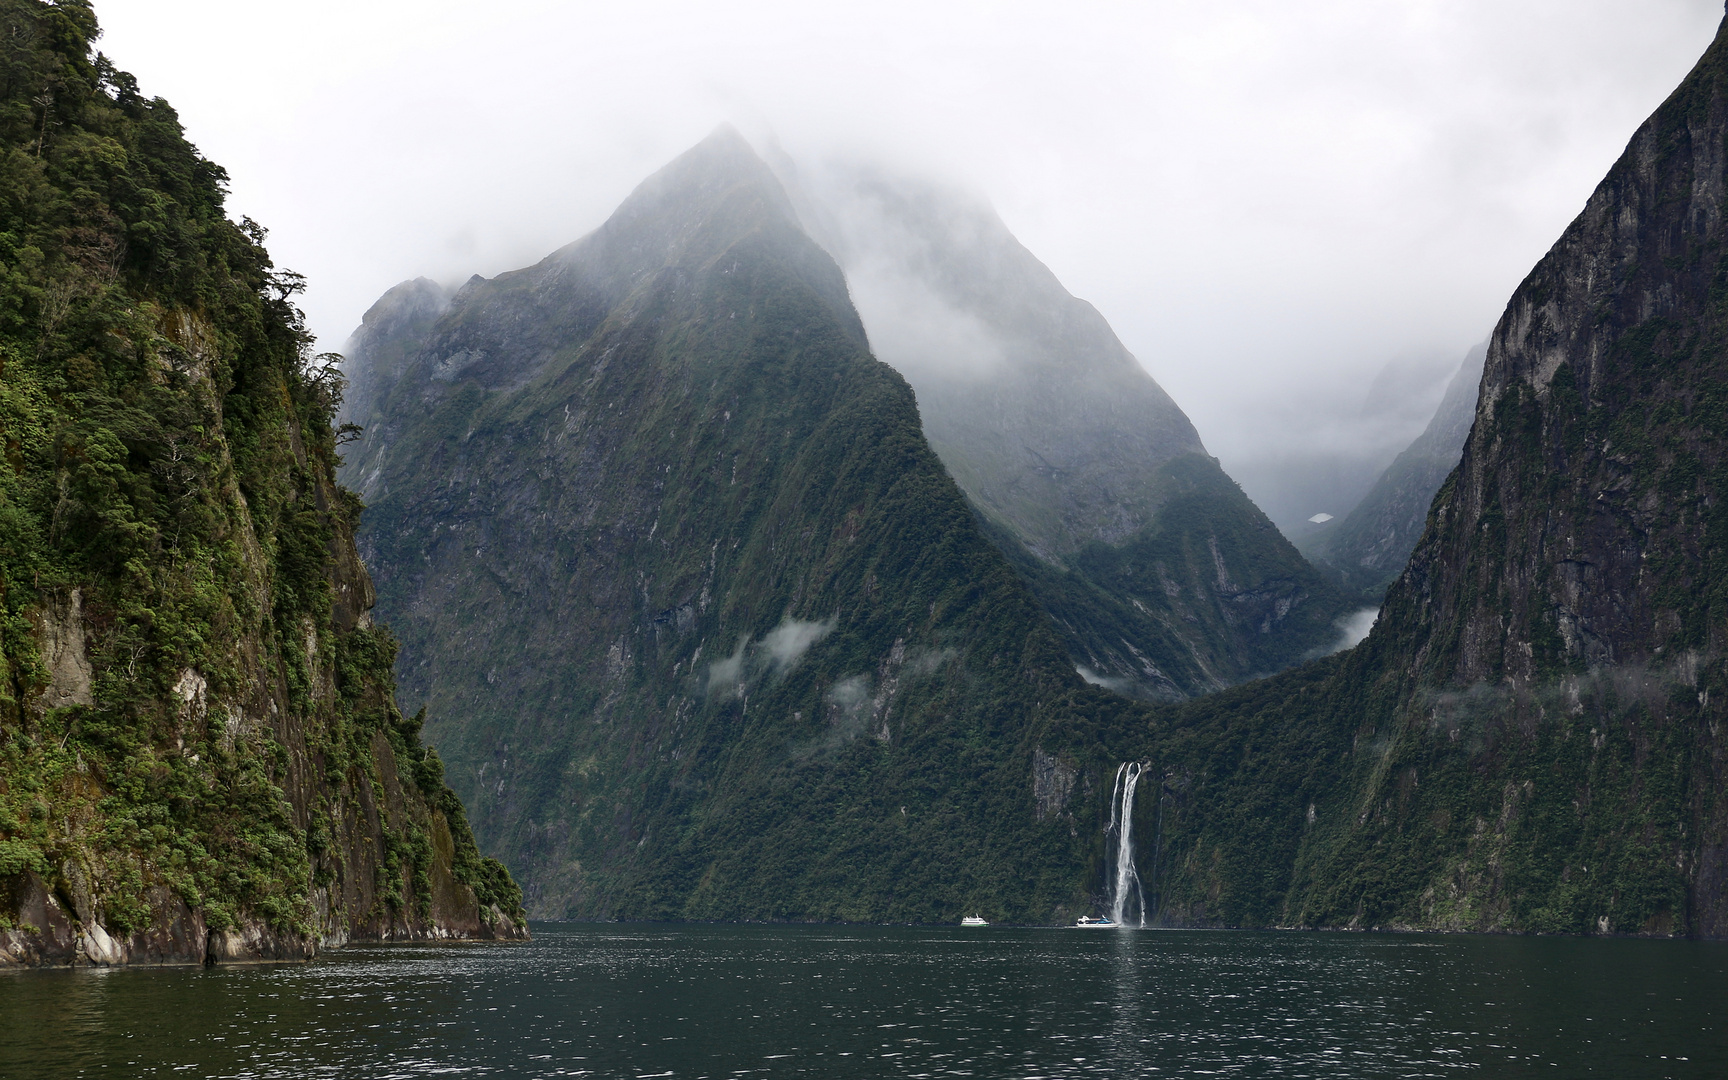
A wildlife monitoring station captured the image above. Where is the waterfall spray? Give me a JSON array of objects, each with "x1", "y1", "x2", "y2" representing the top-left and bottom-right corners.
[
  {"x1": 1106, "y1": 763, "x2": 1125, "y2": 836},
  {"x1": 1108, "y1": 762, "x2": 1147, "y2": 927}
]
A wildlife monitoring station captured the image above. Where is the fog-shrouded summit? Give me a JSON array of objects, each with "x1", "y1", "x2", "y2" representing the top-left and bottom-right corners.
[
  {"x1": 339, "y1": 126, "x2": 1132, "y2": 923},
  {"x1": 781, "y1": 165, "x2": 1204, "y2": 560},
  {"x1": 343, "y1": 127, "x2": 865, "y2": 503},
  {"x1": 340, "y1": 277, "x2": 451, "y2": 466},
  {"x1": 1301, "y1": 340, "x2": 1488, "y2": 599},
  {"x1": 774, "y1": 162, "x2": 1352, "y2": 698}
]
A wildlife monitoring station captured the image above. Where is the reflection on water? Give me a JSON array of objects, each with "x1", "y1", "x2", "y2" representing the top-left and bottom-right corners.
[
  {"x1": 2, "y1": 924, "x2": 1725, "y2": 1078},
  {"x1": 1106, "y1": 927, "x2": 1145, "y2": 1074}
]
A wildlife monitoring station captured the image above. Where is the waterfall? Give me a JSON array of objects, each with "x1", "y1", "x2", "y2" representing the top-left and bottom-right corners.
[{"x1": 1107, "y1": 762, "x2": 1147, "y2": 927}]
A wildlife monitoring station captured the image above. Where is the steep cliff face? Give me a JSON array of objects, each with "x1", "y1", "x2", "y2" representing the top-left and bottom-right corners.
[
  {"x1": 782, "y1": 167, "x2": 1350, "y2": 699},
  {"x1": 1128, "y1": 13, "x2": 1728, "y2": 937},
  {"x1": 1398, "y1": 99, "x2": 1728, "y2": 688},
  {"x1": 0, "y1": 0, "x2": 523, "y2": 965},
  {"x1": 1304, "y1": 342, "x2": 1486, "y2": 599},
  {"x1": 341, "y1": 129, "x2": 1117, "y2": 923}
]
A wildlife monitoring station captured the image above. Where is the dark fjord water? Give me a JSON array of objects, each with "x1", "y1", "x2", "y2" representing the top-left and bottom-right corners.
[{"x1": 2, "y1": 924, "x2": 1724, "y2": 1078}]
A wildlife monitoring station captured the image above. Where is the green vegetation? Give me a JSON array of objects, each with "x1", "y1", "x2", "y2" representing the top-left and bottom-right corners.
[
  {"x1": 1122, "y1": 13, "x2": 1728, "y2": 936},
  {"x1": 350, "y1": 12, "x2": 1728, "y2": 938},
  {"x1": 0, "y1": 0, "x2": 520, "y2": 954},
  {"x1": 990, "y1": 452, "x2": 1350, "y2": 700},
  {"x1": 344, "y1": 131, "x2": 1137, "y2": 923},
  {"x1": 1120, "y1": 629, "x2": 1716, "y2": 935}
]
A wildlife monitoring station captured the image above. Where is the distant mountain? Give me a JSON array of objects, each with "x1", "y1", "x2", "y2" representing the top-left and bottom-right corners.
[
  {"x1": 780, "y1": 166, "x2": 1352, "y2": 698},
  {"x1": 339, "y1": 16, "x2": 1728, "y2": 938},
  {"x1": 340, "y1": 277, "x2": 450, "y2": 478},
  {"x1": 1233, "y1": 350, "x2": 1462, "y2": 543},
  {"x1": 1301, "y1": 341, "x2": 1487, "y2": 599},
  {"x1": 339, "y1": 128, "x2": 1121, "y2": 923}
]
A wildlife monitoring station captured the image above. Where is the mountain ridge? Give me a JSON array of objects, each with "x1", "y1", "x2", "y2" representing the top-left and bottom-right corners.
[
  {"x1": 772, "y1": 164, "x2": 1352, "y2": 699},
  {"x1": 340, "y1": 127, "x2": 1121, "y2": 922}
]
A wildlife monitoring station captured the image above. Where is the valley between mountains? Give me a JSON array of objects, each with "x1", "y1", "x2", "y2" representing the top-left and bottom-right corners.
[
  {"x1": 344, "y1": 5, "x2": 1728, "y2": 937},
  {"x1": 6, "y1": 0, "x2": 1728, "y2": 961}
]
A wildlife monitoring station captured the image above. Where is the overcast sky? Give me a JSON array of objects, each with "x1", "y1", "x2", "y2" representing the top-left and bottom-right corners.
[{"x1": 97, "y1": 0, "x2": 1723, "y2": 518}]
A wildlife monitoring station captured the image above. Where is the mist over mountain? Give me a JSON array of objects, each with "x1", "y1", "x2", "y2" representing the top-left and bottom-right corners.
[
  {"x1": 782, "y1": 164, "x2": 1206, "y2": 558},
  {"x1": 339, "y1": 129, "x2": 1135, "y2": 922},
  {"x1": 1301, "y1": 340, "x2": 1488, "y2": 598},
  {"x1": 1236, "y1": 349, "x2": 1463, "y2": 542},
  {"x1": 332, "y1": 3, "x2": 1728, "y2": 940},
  {"x1": 340, "y1": 277, "x2": 451, "y2": 462},
  {"x1": 775, "y1": 163, "x2": 1351, "y2": 698}
]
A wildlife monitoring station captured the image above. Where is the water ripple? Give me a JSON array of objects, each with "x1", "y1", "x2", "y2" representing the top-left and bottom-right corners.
[{"x1": 1, "y1": 925, "x2": 1724, "y2": 1078}]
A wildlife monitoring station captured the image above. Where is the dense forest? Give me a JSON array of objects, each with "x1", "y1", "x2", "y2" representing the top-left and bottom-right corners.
[{"x1": 0, "y1": 0, "x2": 522, "y2": 964}]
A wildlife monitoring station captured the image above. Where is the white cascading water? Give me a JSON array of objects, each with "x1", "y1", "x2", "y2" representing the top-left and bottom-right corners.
[{"x1": 1108, "y1": 762, "x2": 1147, "y2": 927}]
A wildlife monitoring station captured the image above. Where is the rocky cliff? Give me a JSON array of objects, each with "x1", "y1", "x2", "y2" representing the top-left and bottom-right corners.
[
  {"x1": 340, "y1": 128, "x2": 1121, "y2": 923},
  {"x1": 1303, "y1": 341, "x2": 1486, "y2": 599},
  {"x1": 781, "y1": 167, "x2": 1351, "y2": 699},
  {"x1": 0, "y1": 0, "x2": 524, "y2": 965},
  {"x1": 1129, "y1": 11, "x2": 1728, "y2": 937}
]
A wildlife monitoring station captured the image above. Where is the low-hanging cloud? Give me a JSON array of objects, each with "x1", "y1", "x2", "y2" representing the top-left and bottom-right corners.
[
  {"x1": 98, "y1": 2, "x2": 1722, "y2": 546},
  {"x1": 705, "y1": 615, "x2": 837, "y2": 697},
  {"x1": 1327, "y1": 607, "x2": 1380, "y2": 656},
  {"x1": 1076, "y1": 665, "x2": 1133, "y2": 694},
  {"x1": 706, "y1": 636, "x2": 750, "y2": 696},
  {"x1": 827, "y1": 673, "x2": 871, "y2": 712},
  {"x1": 759, "y1": 616, "x2": 838, "y2": 675}
]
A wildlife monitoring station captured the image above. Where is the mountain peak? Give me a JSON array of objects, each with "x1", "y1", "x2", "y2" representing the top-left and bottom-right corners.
[
  {"x1": 593, "y1": 124, "x2": 799, "y2": 255},
  {"x1": 786, "y1": 165, "x2": 1210, "y2": 557},
  {"x1": 339, "y1": 127, "x2": 1100, "y2": 925},
  {"x1": 340, "y1": 130, "x2": 863, "y2": 418}
]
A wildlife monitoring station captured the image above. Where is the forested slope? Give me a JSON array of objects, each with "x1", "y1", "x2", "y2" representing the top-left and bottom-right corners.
[
  {"x1": 0, "y1": 0, "x2": 523, "y2": 965},
  {"x1": 342, "y1": 129, "x2": 1127, "y2": 923}
]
